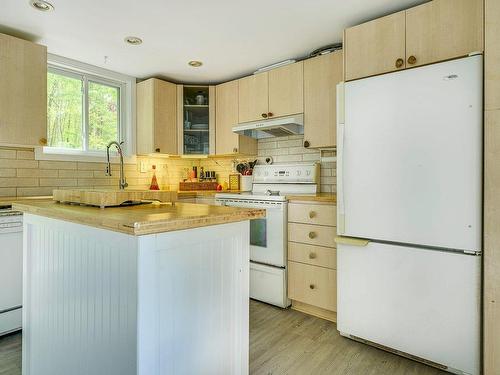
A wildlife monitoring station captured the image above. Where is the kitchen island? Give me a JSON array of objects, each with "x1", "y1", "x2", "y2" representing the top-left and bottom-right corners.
[{"x1": 13, "y1": 200, "x2": 265, "y2": 375}]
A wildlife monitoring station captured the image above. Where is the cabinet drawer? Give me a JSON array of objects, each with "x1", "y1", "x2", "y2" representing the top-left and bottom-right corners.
[
  {"x1": 288, "y1": 261, "x2": 336, "y2": 311},
  {"x1": 288, "y1": 223, "x2": 336, "y2": 248},
  {"x1": 288, "y1": 202, "x2": 336, "y2": 226},
  {"x1": 288, "y1": 242, "x2": 336, "y2": 269}
]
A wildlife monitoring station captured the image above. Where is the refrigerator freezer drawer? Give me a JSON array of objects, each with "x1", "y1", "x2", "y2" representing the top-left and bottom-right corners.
[
  {"x1": 250, "y1": 262, "x2": 290, "y2": 308},
  {"x1": 337, "y1": 241, "x2": 480, "y2": 375}
]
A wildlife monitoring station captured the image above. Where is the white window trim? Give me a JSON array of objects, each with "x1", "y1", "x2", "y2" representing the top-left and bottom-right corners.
[{"x1": 37, "y1": 53, "x2": 137, "y2": 163}]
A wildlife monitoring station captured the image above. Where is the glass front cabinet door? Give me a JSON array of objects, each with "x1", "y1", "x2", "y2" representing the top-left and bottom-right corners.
[{"x1": 177, "y1": 85, "x2": 216, "y2": 155}]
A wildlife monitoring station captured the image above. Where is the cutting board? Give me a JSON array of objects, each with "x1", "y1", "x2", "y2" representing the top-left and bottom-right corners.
[{"x1": 53, "y1": 189, "x2": 178, "y2": 208}]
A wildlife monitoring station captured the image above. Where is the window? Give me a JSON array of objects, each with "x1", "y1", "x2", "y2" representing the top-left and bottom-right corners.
[
  {"x1": 47, "y1": 67, "x2": 122, "y2": 151},
  {"x1": 40, "y1": 54, "x2": 135, "y2": 161}
]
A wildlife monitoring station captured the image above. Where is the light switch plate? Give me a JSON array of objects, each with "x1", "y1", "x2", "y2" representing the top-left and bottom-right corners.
[{"x1": 140, "y1": 161, "x2": 148, "y2": 173}]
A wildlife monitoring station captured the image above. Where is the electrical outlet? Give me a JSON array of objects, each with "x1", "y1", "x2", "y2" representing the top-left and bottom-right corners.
[{"x1": 140, "y1": 161, "x2": 148, "y2": 173}]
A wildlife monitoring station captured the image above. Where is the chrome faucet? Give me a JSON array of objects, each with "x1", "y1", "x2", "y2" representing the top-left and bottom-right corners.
[{"x1": 106, "y1": 141, "x2": 128, "y2": 190}]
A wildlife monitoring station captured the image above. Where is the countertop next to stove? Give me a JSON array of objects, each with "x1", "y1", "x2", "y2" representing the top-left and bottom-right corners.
[{"x1": 285, "y1": 193, "x2": 336, "y2": 204}]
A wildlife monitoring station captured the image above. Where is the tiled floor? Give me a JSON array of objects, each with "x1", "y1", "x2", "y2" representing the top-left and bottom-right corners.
[{"x1": 0, "y1": 300, "x2": 446, "y2": 375}]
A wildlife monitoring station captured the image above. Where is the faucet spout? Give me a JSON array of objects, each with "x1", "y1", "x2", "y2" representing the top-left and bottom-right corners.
[{"x1": 105, "y1": 141, "x2": 128, "y2": 190}]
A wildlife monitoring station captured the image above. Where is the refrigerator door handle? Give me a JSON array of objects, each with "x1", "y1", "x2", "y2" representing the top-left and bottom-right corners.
[
  {"x1": 335, "y1": 236, "x2": 370, "y2": 247},
  {"x1": 336, "y1": 82, "x2": 345, "y2": 234}
]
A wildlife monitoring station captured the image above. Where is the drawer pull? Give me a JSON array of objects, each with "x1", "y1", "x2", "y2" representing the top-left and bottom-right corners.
[
  {"x1": 309, "y1": 284, "x2": 315, "y2": 290},
  {"x1": 308, "y1": 231, "x2": 316, "y2": 239},
  {"x1": 308, "y1": 252, "x2": 317, "y2": 259},
  {"x1": 309, "y1": 211, "x2": 316, "y2": 219}
]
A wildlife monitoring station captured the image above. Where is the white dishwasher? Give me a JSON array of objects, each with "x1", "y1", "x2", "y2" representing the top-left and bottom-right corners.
[{"x1": 0, "y1": 206, "x2": 23, "y2": 336}]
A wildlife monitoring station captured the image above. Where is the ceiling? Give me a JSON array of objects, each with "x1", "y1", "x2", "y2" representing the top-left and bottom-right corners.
[{"x1": 1, "y1": 0, "x2": 425, "y2": 84}]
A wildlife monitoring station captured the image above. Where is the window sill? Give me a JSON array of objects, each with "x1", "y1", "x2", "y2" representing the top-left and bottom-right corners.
[{"x1": 35, "y1": 147, "x2": 137, "y2": 164}]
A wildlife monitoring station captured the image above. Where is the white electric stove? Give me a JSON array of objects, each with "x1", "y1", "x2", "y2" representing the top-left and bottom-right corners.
[{"x1": 215, "y1": 163, "x2": 320, "y2": 307}]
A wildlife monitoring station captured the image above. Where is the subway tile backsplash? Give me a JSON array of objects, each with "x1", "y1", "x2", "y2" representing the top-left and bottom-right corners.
[
  {"x1": 257, "y1": 135, "x2": 336, "y2": 193},
  {"x1": 0, "y1": 136, "x2": 336, "y2": 197}
]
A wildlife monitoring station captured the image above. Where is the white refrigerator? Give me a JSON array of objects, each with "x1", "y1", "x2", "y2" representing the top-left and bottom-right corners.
[{"x1": 336, "y1": 55, "x2": 482, "y2": 375}]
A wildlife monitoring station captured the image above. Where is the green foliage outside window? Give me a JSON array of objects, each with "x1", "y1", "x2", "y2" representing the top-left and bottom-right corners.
[{"x1": 47, "y1": 69, "x2": 120, "y2": 151}]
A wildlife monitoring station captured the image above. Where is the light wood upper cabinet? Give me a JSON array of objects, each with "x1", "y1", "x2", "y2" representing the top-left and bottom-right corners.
[
  {"x1": 238, "y1": 61, "x2": 304, "y2": 123},
  {"x1": 303, "y1": 51, "x2": 343, "y2": 149},
  {"x1": 215, "y1": 80, "x2": 256, "y2": 155},
  {"x1": 238, "y1": 73, "x2": 268, "y2": 123},
  {"x1": 344, "y1": 12, "x2": 406, "y2": 81},
  {"x1": 136, "y1": 78, "x2": 177, "y2": 154},
  {"x1": 268, "y1": 61, "x2": 303, "y2": 118},
  {"x1": 405, "y1": 0, "x2": 484, "y2": 68},
  {"x1": 0, "y1": 33, "x2": 47, "y2": 147},
  {"x1": 344, "y1": 0, "x2": 484, "y2": 81}
]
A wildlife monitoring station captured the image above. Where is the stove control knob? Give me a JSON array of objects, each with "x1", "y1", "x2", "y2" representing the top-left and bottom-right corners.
[
  {"x1": 296, "y1": 170, "x2": 301, "y2": 176},
  {"x1": 306, "y1": 170, "x2": 311, "y2": 176},
  {"x1": 264, "y1": 171, "x2": 269, "y2": 176}
]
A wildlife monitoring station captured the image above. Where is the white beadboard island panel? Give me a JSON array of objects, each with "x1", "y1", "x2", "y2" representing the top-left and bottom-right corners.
[
  {"x1": 137, "y1": 222, "x2": 249, "y2": 375},
  {"x1": 22, "y1": 214, "x2": 250, "y2": 375}
]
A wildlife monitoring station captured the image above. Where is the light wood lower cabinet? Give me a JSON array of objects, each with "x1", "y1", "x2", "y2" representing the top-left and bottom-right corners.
[
  {"x1": 288, "y1": 242, "x2": 336, "y2": 269},
  {"x1": 289, "y1": 202, "x2": 337, "y2": 227},
  {"x1": 288, "y1": 262, "x2": 337, "y2": 312},
  {"x1": 287, "y1": 201, "x2": 337, "y2": 322},
  {"x1": 288, "y1": 222, "x2": 336, "y2": 248},
  {"x1": 0, "y1": 33, "x2": 47, "y2": 147}
]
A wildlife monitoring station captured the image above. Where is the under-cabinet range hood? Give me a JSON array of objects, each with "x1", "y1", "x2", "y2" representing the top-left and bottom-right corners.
[{"x1": 232, "y1": 114, "x2": 304, "y2": 139}]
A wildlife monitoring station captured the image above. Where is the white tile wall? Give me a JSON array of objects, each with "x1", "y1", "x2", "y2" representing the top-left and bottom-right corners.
[{"x1": 257, "y1": 135, "x2": 336, "y2": 193}]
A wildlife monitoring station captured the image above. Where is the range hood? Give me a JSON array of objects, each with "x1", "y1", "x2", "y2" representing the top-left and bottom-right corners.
[{"x1": 232, "y1": 114, "x2": 304, "y2": 139}]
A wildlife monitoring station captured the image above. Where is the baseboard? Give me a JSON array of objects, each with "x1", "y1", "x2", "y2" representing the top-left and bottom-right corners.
[{"x1": 291, "y1": 300, "x2": 337, "y2": 322}]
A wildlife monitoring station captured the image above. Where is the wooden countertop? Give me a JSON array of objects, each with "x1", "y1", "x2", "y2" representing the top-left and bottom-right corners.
[
  {"x1": 12, "y1": 200, "x2": 265, "y2": 236},
  {"x1": 285, "y1": 193, "x2": 336, "y2": 204},
  {"x1": 0, "y1": 196, "x2": 52, "y2": 205}
]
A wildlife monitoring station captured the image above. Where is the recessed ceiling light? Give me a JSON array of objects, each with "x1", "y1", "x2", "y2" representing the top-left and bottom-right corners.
[
  {"x1": 30, "y1": 0, "x2": 54, "y2": 11},
  {"x1": 124, "y1": 36, "x2": 143, "y2": 45},
  {"x1": 188, "y1": 60, "x2": 203, "y2": 67}
]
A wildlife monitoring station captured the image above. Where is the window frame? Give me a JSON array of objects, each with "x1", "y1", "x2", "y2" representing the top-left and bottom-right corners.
[{"x1": 38, "y1": 53, "x2": 136, "y2": 162}]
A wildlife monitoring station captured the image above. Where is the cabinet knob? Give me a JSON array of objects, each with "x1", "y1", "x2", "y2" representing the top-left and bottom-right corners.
[
  {"x1": 309, "y1": 252, "x2": 317, "y2": 259},
  {"x1": 308, "y1": 231, "x2": 316, "y2": 239},
  {"x1": 304, "y1": 140, "x2": 310, "y2": 148},
  {"x1": 309, "y1": 211, "x2": 316, "y2": 219},
  {"x1": 407, "y1": 55, "x2": 417, "y2": 65},
  {"x1": 309, "y1": 284, "x2": 315, "y2": 290},
  {"x1": 395, "y1": 58, "x2": 404, "y2": 68},
  {"x1": 233, "y1": 147, "x2": 238, "y2": 153},
  {"x1": 261, "y1": 113, "x2": 268, "y2": 118},
  {"x1": 155, "y1": 148, "x2": 161, "y2": 153},
  {"x1": 268, "y1": 112, "x2": 273, "y2": 117},
  {"x1": 39, "y1": 137, "x2": 47, "y2": 146}
]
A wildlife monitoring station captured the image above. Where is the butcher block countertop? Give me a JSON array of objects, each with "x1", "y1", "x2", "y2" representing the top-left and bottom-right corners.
[
  {"x1": 12, "y1": 200, "x2": 265, "y2": 236},
  {"x1": 285, "y1": 193, "x2": 336, "y2": 204}
]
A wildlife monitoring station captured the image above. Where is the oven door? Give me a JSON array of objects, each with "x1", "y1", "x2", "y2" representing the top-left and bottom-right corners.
[{"x1": 216, "y1": 199, "x2": 287, "y2": 267}]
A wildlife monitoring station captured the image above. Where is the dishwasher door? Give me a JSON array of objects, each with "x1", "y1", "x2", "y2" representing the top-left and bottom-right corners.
[{"x1": 0, "y1": 218, "x2": 23, "y2": 335}]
